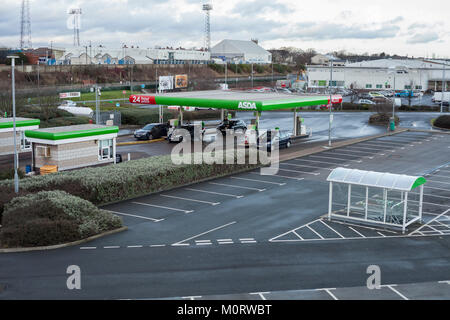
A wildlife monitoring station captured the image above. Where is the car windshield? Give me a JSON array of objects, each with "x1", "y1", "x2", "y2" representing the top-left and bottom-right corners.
[{"x1": 143, "y1": 124, "x2": 155, "y2": 130}]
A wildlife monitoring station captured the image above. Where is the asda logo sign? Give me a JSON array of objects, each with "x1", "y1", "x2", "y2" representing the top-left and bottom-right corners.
[{"x1": 238, "y1": 101, "x2": 257, "y2": 110}]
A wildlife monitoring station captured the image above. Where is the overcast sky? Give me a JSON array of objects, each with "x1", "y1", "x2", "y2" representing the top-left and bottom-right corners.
[{"x1": 1, "y1": 0, "x2": 449, "y2": 57}]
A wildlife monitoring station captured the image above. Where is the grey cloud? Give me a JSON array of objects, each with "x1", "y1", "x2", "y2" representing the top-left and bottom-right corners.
[
  {"x1": 407, "y1": 32, "x2": 439, "y2": 44},
  {"x1": 232, "y1": 0, "x2": 290, "y2": 16}
]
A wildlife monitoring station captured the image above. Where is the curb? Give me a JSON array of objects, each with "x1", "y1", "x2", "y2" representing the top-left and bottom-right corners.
[
  {"x1": 0, "y1": 226, "x2": 128, "y2": 253},
  {"x1": 117, "y1": 138, "x2": 165, "y2": 146}
]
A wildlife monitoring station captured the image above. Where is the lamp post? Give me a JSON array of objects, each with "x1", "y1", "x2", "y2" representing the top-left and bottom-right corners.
[
  {"x1": 328, "y1": 58, "x2": 334, "y2": 147},
  {"x1": 7, "y1": 56, "x2": 20, "y2": 193},
  {"x1": 441, "y1": 62, "x2": 447, "y2": 113}
]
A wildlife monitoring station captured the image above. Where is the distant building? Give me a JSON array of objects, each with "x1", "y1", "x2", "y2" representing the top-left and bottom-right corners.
[
  {"x1": 311, "y1": 54, "x2": 345, "y2": 66},
  {"x1": 307, "y1": 58, "x2": 450, "y2": 91},
  {"x1": 0, "y1": 117, "x2": 40, "y2": 156},
  {"x1": 57, "y1": 47, "x2": 210, "y2": 65},
  {"x1": 211, "y1": 39, "x2": 272, "y2": 64}
]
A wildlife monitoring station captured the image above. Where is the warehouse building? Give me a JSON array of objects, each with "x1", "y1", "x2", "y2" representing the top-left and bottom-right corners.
[
  {"x1": 307, "y1": 58, "x2": 450, "y2": 91},
  {"x1": 25, "y1": 124, "x2": 119, "y2": 172},
  {"x1": 211, "y1": 39, "x2": 272, "y2": 64},
  {"x1": 58, "y1": 47, "x2": 210, "y2": 65},
  {"x1": 0, "y1": 117, "x2": 40, "y2": 156}
]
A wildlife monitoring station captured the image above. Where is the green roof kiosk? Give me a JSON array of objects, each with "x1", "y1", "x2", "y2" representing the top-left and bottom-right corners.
[{"x1": 25, "y1": 124, "x2": 119, "y2": 173}]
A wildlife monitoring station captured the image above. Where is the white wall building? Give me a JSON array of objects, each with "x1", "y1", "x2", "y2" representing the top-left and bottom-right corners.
[
  {"x1": 211, "y1": 39, "x2": 272, "y2": 64},
  {"x1": 57, "y1": 47, "x2": 210, "y2": 65},
  {"x1": 307, "y1": 58, "x2": 450, "y2": 91}
]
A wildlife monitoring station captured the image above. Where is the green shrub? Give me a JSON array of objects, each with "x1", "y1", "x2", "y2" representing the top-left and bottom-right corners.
[
  {"x1": 369, "y1": 113, "x2": 399, "y2": 125},
  {"x1": 121, "y1": 108, "x2": 177, "y2": 125},
  {"x1": 0, "y1": 168, "x2": 25, "y2": 181},
  {"x1": 434, "y1": 115, "x2": 450, "y2": 129},
  {"x1": 208, "y1": 63, "x2": 226, "y2": 74},
  {"x1": 0, "y1": 190, "x2": 122, "y2": 247},
  {"x1": 0, "y1": 153, "x2": 259, "y2": 219}
]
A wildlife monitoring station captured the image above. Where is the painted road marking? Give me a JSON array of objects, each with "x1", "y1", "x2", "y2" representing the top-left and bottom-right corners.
[
  {"x1": 150, "y1": 244, "x2": 167, "y2": 247},
  {"x1": 80, "y1": 247, "x2": 97, "y2": 250},
  {"x1": 317, "y1": 288, "x2": 338, "y2": 300},
  {"x1": 217, "y1": 239, "x2": 234, "y2": 245},
  {"x1": 185, "y1": 188, "x2": 243, "y2": 199},
  {"x1": 291, "y1": 158, "x2": 350, "y2": 167},
  {"x1": 172, "y1": 221, "x2": 237, "y2": 246},
  {"x1": 240, "y1": 238, "x2": 257, "y2": 244},
  {"x1": 104, "y1": 246, "x2": 120, "y2": 249},
  {"x1": 106, "y1": 210, "x2": 164, "y2": 222},
  {"x1": 410, "y1": 209, "x2": 450, "y2": 235},
  {"x1": 231, "y1": 176, "x2": 286, "y2": 186},
  {"x1": 282, "y1": 162, "x2": 334, "y2": 171},
  {"x1": 160, "y1": 194, "x2": 220, "y2": 206},
  {"x1": 338, "y1": 147, "x2": 383, "y2": 155},
  {"x1": 278, "y1": 167, "x2": 320, "y2": 176},
  {"x1": 307, "y1": 225, "x2": 325, "y2": 239},
  {"x1": 348, "y1": 145, "x2": 395, "y2": 152},
  {"x1": 249, "y1": 292, "x2": 270, "y2": 300},
  {"x1": 383, "y1": 285, "x2": 409, "y2": 300},
  {"x1": 308, "y1": 155, "x2": 362, "y2": 163},
  {"x1": 425, "y1": 186, "x2": 450, "y2": 192},
  {"x1": 361, "y1": 141, "x2": 410, "y2": 148},
  {"x1": 132, "y1": 202, "x2": 194, "y2": 214},
  {"x1": 127, "y1": 245, "x2": 143, "y2": 248},
  {"x1": 195, "y1": 240, "x2": 212, "y2": 246},
  {"x1": 209, "y1": 182, "x2": 266, "y2": 192},
  {"x1": 249, "y1": 172, "x2": 305, "y2": 181},
  {"x1": 326, "y1": 151, "x2": 373, "y2": 159},
  {"x1": 348, "y1": 226, "x2": 366, "y2": 238},
  {"x1": 320, "y1": 220, "x2": 344, "y2": 238}
]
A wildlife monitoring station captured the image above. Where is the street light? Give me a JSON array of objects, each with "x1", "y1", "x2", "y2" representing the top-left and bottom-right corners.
[
  {"x1": 328, "y1": 57, "x2": 334, "y2": 147},
  {"x1": 7, "y1": 56, "x2": 20, "y2": 193}
]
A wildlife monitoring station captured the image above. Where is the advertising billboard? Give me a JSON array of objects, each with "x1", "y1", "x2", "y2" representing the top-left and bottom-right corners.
[
  {"x1": 175, "y1": 75, "x2": 188, "y2": 88},
  {"x1": 159, "y1": 76, "x2": 174, "y2": 91}
]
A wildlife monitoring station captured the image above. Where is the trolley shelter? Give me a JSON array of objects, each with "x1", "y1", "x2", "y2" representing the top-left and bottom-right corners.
[{"x1": 327, "y1": 168, "x2": 427, "y2": 233}]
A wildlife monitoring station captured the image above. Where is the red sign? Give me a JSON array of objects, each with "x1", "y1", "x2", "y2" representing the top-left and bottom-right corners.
[
  {"x1": 129, "y1": 95, "x2": 156, "y2": 104},
  {"x1": 328, "y1": 95, "x2": 343, "y2": 104}
]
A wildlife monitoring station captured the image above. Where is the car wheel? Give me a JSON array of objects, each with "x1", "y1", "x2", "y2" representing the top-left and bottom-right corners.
[
  {"x1": 147, "y1": 134, "x2": 153, "y2": 140},
  {"x1": 286, "y1": 141, "x2": 291, "y2": 148}
]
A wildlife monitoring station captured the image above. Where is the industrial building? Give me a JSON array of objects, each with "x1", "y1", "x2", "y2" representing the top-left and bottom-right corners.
[
  {"x1": 0, "y1": 118, "x2": 40, "y2": 156},
  {"x1": 25, "y1": 124, "x2": 119, "y2": 172},
  {"x1": 58, "y1": 47, "x2": 211, "y2": 65},
  {"x1": 307, "y1": 58, "x2": 450, "y2": 91},
  {"x1": 211, "y1": 39, "x2": 272, "y2": 64}
]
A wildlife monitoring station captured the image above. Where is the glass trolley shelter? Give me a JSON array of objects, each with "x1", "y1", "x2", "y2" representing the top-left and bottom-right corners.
[{"x1": 327, "y1": 168, "x2": 427, "y2": 233}]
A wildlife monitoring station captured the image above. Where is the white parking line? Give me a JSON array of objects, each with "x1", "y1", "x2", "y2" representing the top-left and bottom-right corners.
[
  {"x1": 377, "y1": 232, "x2": 387, "y2": 237},
  {"x1": 326, "y1": 151, "x2": 372, "y2": 159},
  {"x1": 195, "y1": 240, "x2": 212, "y2": 246},
  {"x1": 426, "y1": 174, "x2": 450, "y2": 179},
  {"x1": 291, "y1": 158, "x2": 350, "y2": 167},
  {"x1": 339, "y1": 147, "x2": 383, "y2": 155},
  {"x1": 150, "y1": 244, "x2": 167, "y2": 247},
  {"x1": 209, "y1": 182, "x2": 266, "y2": 192},
  {"x1": 160, "y1": 194, "x2": 220, "y2": 206},
  {"x1": 172, "y1": 221, "x2": 237, "y2": 246},
  {"x1": 425, "y1": 186, "x2": 450, "y2": 192},
  {"x1": 411, "y1": 209, "x2": 450, "y2": 235},
  {"x1": 80, "y1": 247, "x2": 97, "y2": 250},
  {"x1": 104, "y1": 246, "x2": 120, "y2": 249},
  {"x1": 132, "y1": 201, "x2": 194, "y2": 214},
  {"x1": 127, "y1": 245, "x2": 143, "y2": 248},
  {"x1": 278, "y1": 167, "x2": 320, "y2": 176},
  {"x1": 317, "y1": 288, "x2": 338, "y2": 300},
  {"x1": 185, "y1": 188, "x2": 243, "y2": 198},
  {"x1": 309, "y1": 155, "x2": 362, "y2": 163},
  {"x1": 231, "y1": 176, "x2": 286, "y2": 186},
  {"x1": 349, "y1": 145, "x2": 396, "y2": 152},
  {"x1": 282, "y1": 162, "x2": 334, "y2": 171},
  {"x1": 361, "y1": 141, "x2": 408, "y2": 147},
  {"x1": 249, "y1": 292, "x2": 270, "y2": 300},
  {"x1": 106, "y1": 210, "x2": 164, "y2": 222},
  {"x1": 384, "y1": 285, "x2": 409, "y2": 300},
  {"x1": 249, "y1": 172, "x2": 305, "y2": 181},
  {"x1": 348, "y1": 226, "x2": 366, "y2": 238},
  {"x1": 427, "y1": 179, "x2": 450, "y2": 185},
  {"x1": 307, "y1": 225, "x2": 325, "y2": 239},
  {"x1": 320, "y1": 220, "x2": 344, "y2": 238}
]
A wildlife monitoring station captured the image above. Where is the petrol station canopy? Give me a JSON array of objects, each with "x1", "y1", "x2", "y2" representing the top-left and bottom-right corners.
[{"x1": 129, "y1": 90, "x2": 343, "y2": 111}]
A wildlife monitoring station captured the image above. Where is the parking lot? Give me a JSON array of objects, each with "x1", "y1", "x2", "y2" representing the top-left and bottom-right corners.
[{"x1": 1, "y1": 129, "x2": 449, "y2": 299}]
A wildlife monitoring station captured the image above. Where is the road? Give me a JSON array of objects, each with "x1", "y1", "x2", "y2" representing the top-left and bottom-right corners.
[{"x1": 1, "y1": 130, "x2": 449, "y2": 299}]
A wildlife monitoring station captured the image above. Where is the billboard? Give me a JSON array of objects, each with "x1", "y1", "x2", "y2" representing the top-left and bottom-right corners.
[
  {"x1": 175, "y1": 75, "x2": 188, "y2": 88},
  {"x1": 59, "y1": 92, "x2": 81, "y2": 99},
  {"x1": 159, "y1": 76, "x2": 174, "y2": 91}
]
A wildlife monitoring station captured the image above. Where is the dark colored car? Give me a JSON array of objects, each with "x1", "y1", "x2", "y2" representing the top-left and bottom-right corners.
[
  {"x1": 134, "y1": 123, "x2": 168, "y2": 140},
  {"x1": 168, "y1": 124, "x2": 199, "y2": 143},
  {"x1": 217, "y1": 119, "x2": 247, "y2": 136},
  {"x1": 116, "y1": 153, "x2": 123, "y2": 163},
  {"x1": 259, "y1": 130, "x2": 292, "y2": 152},
  {"x1": 359, "y1": 93, "x2": 373, "y2": 100}
]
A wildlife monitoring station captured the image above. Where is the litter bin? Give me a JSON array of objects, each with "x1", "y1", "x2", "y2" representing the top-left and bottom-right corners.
[
  {"x1": 390, "y1": 117, "x2": 396, "y2": 131},
  {"x1": 25, "y1": 165, "x2": 32, "y2": 174}
]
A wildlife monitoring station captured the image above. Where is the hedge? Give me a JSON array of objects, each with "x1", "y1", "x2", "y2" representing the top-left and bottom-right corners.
[
  {"x1": 434, "y1": 115, "x2": 450, "y2": 129},
  {"x1": 0, "y1": 153, "x2": 260, "y2": 221},
  {"x1": 0, "y1": 190, "x2": 122, "y2": 247}
]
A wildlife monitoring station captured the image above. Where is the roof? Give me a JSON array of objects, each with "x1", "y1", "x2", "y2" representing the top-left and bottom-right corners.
[
  {"x1": 0, "y1": 118, "x2": 40, "y2": 129},
  {"x1": 211, "y1": 40, "x2": 270, "y2": 55},
  {"x1": 327, "y1": 168, "x2": 426, "y2": 191},
  {"x1": 345, "y1": 58, "x2": 445, "y2": 69},
  {"x1": 129, "y1": 90, "x2": 343, "y2": 111},
  {"x1": 25, "y1": 124, "x2": 119, "y2": 141}
]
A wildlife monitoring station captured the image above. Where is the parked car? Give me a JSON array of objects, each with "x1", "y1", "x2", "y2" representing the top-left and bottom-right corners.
[
  {"x1": 258, "y1": 130, "x2": 292, "y2": 152},
  {"x1": 168, "y1": 124, "x2": 204, "y2": 143},
  {"x1": 115, "y1": 153, "x2": 123, "y2": 163},
  {"x1": 359, "y1": 93, "x2": 374, "y2": 100},
  {"x1": 134, "y1": 123, "x2": 168, "y2": 140},
  {"x1": 395, "y1": 90, "x2": 414, "y2": 98},
  {"x1": 380, "y1": 91, "x2": 394, "y2": 97},
  {"x1": 369, "y1": 91, "x2": 385, "y2": 98},
  {"x1": 217, "y1": 119, "x2": 247, "y2": 136},
  {"x1": 358, "y1": 99, "x2": 376, "y2": 105}
]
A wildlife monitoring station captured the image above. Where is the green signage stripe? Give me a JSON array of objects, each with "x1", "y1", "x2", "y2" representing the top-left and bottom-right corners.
[
  {"x1": 25, "y1": 126, "x2": 119, "y2": 141},
  {"x1": 153, "y1": 96, "x2": 329, "y2": 112},
  {"x1": 411, "y1": 177, "x2": 427, "y2": 190},
  {"x1": 0, "y1": 119, "x2": 40, "y2": 129}
]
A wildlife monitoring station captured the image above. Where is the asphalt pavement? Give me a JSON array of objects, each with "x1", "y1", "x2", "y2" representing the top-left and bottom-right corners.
[{"x1": 0, "y1": 130, "x2": 449, "y2": 299}]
